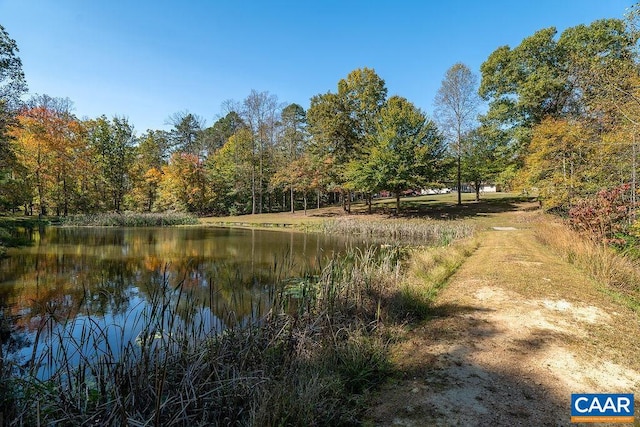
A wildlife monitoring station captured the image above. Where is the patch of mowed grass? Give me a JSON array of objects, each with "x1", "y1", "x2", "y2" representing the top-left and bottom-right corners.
[
  {"x1": 2, "y1": 224, "x2": 476, "y2": 425},
  {"x1": 60, "y1": 211, "x2": 199, "y2": 227},
  {"x1": 534, "y1": 217, "x2": 640, "y2": 313}
]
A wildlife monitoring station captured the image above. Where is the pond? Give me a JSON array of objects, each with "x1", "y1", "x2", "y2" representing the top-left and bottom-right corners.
[{"x1": 0, "y1": 225, "x2": 364, "y2": 377}]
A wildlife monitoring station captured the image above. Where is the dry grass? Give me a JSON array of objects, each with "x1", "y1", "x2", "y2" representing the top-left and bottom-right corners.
[
  {"x1": 3, "y1": 251, "x2": 385, "y2": 425},
  {"x1": 533, "y1": 215, "x2": 640, "y2": 311},
  {"x1": 1, "y1": 195, "x2": 495, "y2": 425},
  {"x1": 60, "y1": 212, "x2": 199, "y2": 227},
  {"x1": 199, "y1": 210, "x2": 330, "y2": 229},
  {"x1": 2, "y1": 231, "x2": 478, "y2": 426},
  {"x1": 367, "y1": 208, "x2": 640, "y2": 426},
  {"x1": 382, "y1": 239, "x2": 480, "y2": 322},
  {"x1": 319, "y1": 218, "x2": 475, "y2": 246}
]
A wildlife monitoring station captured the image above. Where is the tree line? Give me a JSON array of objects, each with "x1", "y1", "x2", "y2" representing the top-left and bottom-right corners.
[
  {"x1": 1, "y1": 9, "x2": 640, "y2": 229},
  {"x1": 479, "y1": 10, "x2": 640, "y2": 244},
  {"x1": 1, "y1": 64, "x2": 454, "y2": 216}
]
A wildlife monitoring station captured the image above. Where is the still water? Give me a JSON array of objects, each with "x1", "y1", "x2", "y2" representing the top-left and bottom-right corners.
[{"x1": 0, "y1": 226, "x2": 362, "y2": 374}]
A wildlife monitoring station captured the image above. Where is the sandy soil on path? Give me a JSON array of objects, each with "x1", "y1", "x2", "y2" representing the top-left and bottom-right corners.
[{"x1": 366, "y1": 210, "x2": 640, "y2": 426}]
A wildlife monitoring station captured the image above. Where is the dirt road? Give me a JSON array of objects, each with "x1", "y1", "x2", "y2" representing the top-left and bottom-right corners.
[{"x1": 367, "y1": 209, "x2": 640, "y2": 426}]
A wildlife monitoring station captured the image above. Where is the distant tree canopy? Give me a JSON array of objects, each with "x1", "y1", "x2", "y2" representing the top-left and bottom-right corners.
[
  {"x1": 479, "y1": 18, "x2": 636, "y2": 157},
  {"x1": 477, "y1": 11, "x2": 640, "y2": 244},
  {"x1": 307, "y1": 67, "x2": 389, "y2": 212},
  {"x1": 0, "y1": 24, "x2": 27, "y2": 176},
  {"x1": 0, "y1": 24, "x2": 27, "y2": 110},
  {"x1": 3, "y1": 10, "x2": 640, "y2": 233}
]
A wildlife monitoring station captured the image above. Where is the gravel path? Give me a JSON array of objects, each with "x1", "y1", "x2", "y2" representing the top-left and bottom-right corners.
[{"x1": 367, "y1": 209, "x2": 640, "y2": 426}]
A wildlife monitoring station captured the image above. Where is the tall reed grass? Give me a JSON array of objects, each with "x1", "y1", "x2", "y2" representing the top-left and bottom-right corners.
[
  {"x1": 1, "y1": 246, "x2": 400, "y2": 425},
  {"x1": 60, "y1": 212, "x2": 199, "y2": 227},
  {"x1": 534, "y1": 218, "x2": 640, "y2": 311},
  {"x1": 319, "y1": 218, "x2": 474, "y2": 246},
  {"x1": 2, "y1": 229, "x2": 476, "y2": 425}
]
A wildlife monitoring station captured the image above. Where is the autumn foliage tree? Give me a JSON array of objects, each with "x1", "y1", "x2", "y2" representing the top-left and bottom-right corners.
[
  {"x1": 0, "y1": 24, "x2": 27, "y2": 171},
  {"x1": 308, "y1": 68, "x2": 387, "y2": 213},
  {"x1": 85, "y1": 116, "x2": 136, "y2": 212},
  {"x1": 272, "y1": 103, "x2": 307, "y2": 212},
  {"x1": 157, "y1": 152, "x2": 210, "y2": 214},
  {"x1": 11, "y1": 96, "x2": 89, "y2": 215},
  {"x1": 522, "y1": 118, "x2": 596, "y2": 211},
  {"x1": 207, "y1": 128, "x2": 254, "y2": 215},
  {"x1": 127, "y1": 130, "x2": 169, "y2": 211},
  {"x1": 479, "y1": 18, "x2": 637, "y2": 192}
]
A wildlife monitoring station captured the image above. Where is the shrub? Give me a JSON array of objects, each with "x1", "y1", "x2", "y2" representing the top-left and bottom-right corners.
[
  {"x1": 569, "y1": 184, "x2": 634, "y2": 244},
  {"x1": 60, "y1": 212, "x2": 199, "y2": 227}
]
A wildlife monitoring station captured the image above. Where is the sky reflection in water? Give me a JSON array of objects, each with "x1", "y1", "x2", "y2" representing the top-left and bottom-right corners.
[{"x1": 0, "y1": 226, "x2": 360, "y2": 375}]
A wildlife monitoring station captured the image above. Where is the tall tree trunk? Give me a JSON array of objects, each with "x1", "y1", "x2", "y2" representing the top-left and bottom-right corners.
[
  {"x1": 317, "y1": 189, "x2": 320, "y2": 209},
  {"x1": 36, "y1": 144, "x2": 45, "y2": 216},
  {"x1": 367, "y1": 193, "x2": 372, "y2": 214},
  {"x1": 457, "y1": 152, "x2": 462, "y2": 206},
  {"x1": 303, "y1": 192, "x2": 307, "y2": 216},
  {"x1": 36, "y1": 172, "x2": 45, "y2": 216},
  {"x1": 475, "y1": 180, "x2": 480, "y2": 202},
  {"x1": 290, "y1": 187, "x2": 294, "y2": 213},
  {"x1": 258, "y1": 145, "x2": 263, "y2": 214},
  {"x1": 395, "y1": 192, "x2": 401, "y2": 216},
  {"x1": 251, "y1": 168, "x2": 256, "y2": 214},
  {"x1": 63, "y1": 168, "x2": 68, "y2": 216}
]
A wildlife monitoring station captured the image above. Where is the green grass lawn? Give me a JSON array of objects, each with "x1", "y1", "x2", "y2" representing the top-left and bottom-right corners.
[{"x1": 201, "y1": 192, "x2": 535, "y2": 228}]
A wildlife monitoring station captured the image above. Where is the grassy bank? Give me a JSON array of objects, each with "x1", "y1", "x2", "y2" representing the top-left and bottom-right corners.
[
  {"x1": 319, "y1": 218, "x2": 475, "y2": 246},
  {"x1": 534, "y1": 215, "x2": 640, "y2": 313},
  {"x1": 60, "y1": 212, "x2": 199, "y2": 227},
  {"x1": 2, "y1": 232, "x2": 476, "y2": 425}
]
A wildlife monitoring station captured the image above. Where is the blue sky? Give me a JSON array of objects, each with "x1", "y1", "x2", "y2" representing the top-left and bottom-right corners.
[{"x1": 0, "y1": 0, "x2": 634, "y2": 133}]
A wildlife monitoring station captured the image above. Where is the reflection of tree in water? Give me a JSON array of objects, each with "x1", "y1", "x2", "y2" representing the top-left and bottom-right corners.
[
  {"x1": 0, "y1": 222, "x2": 44, "y2": 366},
  {"x1": 0, "y1": 226, "x2": 355, "y2": 366},
  {"x1": 0, "y1": 301, "x2": 31, "y2": 367},
  {"x1": 137, "y1": 259, "x2": 283, "y2": 326},
  {"x1": 1, "y1": 257, "x2": 138, "y2": 328}
]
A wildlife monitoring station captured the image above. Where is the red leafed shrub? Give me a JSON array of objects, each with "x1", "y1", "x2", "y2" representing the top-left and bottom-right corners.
[{"x1": 569, "y1": 184, "x2": 634, "y2": 244}]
